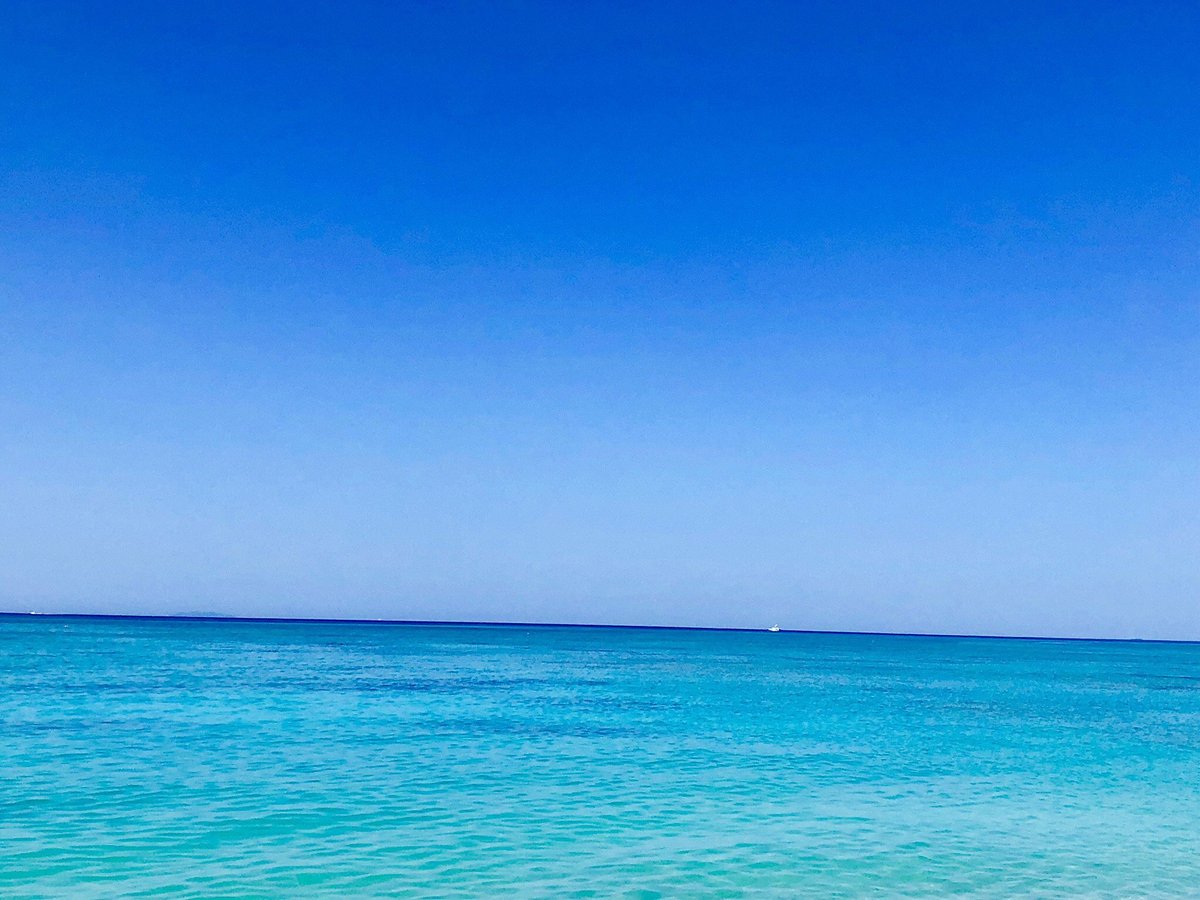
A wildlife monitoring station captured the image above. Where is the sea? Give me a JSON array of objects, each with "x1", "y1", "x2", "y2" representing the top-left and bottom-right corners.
[{"x1": 3, "y1": 614, "x2": 1199, "y2": 897}]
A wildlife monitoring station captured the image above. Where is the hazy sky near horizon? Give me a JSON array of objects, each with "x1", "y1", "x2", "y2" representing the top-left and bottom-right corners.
[{"x1": 2, "y1": 1, "x2": 1198, "y2": 637}]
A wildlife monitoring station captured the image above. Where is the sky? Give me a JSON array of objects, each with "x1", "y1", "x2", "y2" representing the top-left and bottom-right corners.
[{"x1": 1, "y1": 1, "x2": 1198, "y2": 637}]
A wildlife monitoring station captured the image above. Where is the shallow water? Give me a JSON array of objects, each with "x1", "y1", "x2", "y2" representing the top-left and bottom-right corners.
[{"x1": 3, "y1": 615, "x2": 1200, "y2": 897}]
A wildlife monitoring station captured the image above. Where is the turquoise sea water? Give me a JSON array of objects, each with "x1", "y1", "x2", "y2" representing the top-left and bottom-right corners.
[{"x1": 3, "y1": 616, "x2": 1200, "y2": 897}]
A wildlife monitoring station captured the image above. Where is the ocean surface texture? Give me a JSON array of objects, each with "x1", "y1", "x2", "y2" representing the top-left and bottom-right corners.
[{"x1": 3, "y1": 616, "x2": 1200, "y2": 897}]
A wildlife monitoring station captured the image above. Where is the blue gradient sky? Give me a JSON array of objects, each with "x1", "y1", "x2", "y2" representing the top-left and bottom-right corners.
[{"x1": 3, "y1": 1, "x2": 1198, "y2": 637}]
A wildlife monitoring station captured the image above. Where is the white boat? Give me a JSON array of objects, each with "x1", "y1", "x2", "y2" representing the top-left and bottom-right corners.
[{"x1": 768, "y1": 624, "x2": 781, "y2": 632}]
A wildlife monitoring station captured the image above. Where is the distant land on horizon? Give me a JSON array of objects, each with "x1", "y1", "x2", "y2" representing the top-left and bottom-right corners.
[{"x1": 0, "y1": 610, "x2": 1183, "y2": 644}]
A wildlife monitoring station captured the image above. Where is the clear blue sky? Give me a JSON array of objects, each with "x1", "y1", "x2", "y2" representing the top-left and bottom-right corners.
[{"x1": 2, "y1": 1, "x2": 1197, "y2": 637}]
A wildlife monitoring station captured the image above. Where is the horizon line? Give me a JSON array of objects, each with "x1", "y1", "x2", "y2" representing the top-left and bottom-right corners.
[{"x1": 1, "y1": 611, "x2": 1196, "y2": 646}]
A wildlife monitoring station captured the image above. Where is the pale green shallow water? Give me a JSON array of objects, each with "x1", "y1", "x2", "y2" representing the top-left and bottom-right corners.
[{"x1": 3, "y1": 616, "x2": 1200, "y2": 897}]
